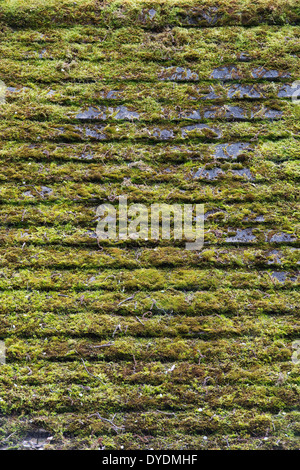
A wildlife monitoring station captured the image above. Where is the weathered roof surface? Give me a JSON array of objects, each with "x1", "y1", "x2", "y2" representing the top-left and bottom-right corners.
[{"x1": 0, "y1": 0, "x2": 299, "y2": 450}]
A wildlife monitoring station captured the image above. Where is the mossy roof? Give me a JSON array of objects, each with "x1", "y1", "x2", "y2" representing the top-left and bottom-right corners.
[{"x1": 0, "y1": 0, "x2": 299, "y2": 450}]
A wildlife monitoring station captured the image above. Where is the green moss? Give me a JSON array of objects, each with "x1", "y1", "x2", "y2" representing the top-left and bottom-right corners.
[
  {"x1": 1, "y1": 0, "x2": 300, "y2": 29},
  {"x1": 0, "y1": 0, "x2": 299, "y2": 450},
  {"x1": 0, "y1": 266, "x2": 298, "y2": 292}
]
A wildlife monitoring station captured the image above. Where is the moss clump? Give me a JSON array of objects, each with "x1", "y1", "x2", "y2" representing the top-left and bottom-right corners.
[
  {"x1": 0, "y1": 0, "x2": 300, "y2": 28},
  {"x1": 0, "y1": 0, "x2": 299, "y2": 451}
]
